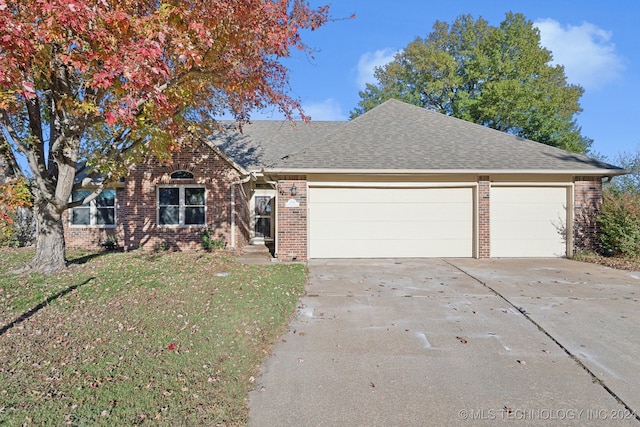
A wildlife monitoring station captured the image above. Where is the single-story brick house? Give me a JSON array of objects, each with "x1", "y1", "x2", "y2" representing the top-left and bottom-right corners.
[{"x1": 64, "y1": 99, "x2": 626, "y2": 259}]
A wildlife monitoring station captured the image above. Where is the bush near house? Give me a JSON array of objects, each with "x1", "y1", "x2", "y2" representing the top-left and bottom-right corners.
[
  {"x1": 599, "y1": 190, "x2": 640, "y2": 258},
  {"x1": 597, "y1": 147, "x2": 640, "y2": 259}
]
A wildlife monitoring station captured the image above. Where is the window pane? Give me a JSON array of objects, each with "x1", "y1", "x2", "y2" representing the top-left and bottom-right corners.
[
  {"x1": 171, "y1": 170, "x2": 194, "y2": 179},
  {"x1": 96, "y1": 190, "x2": 115, "y2": 207},
  {"x1": 96, "y1": 208, "x2": 115, "y2": 225},
  {"x1": 71, "y1": 207, "x2": 90, "y2": 225},
  {"x1": 185, "y1": 207, "x2": 205, "y2": 225},
  {"x1": 255, "y1": 196, "x2": 272, "y2": 216},
  {"x1": 255, "y1": 218, "x2": 271, "y2": 238},
  {"x1": 72, "y1": 190, "x2": 92, "y2": 204},
  {"x1": 159, "y1": 206, "x2": 179, "y2": 225},
  {"x1": 185, "y1": 188, "x2": 205, "y2": 206},
  {"x1": 159, "y1": 188, "x2": 179, "y2": 205}
]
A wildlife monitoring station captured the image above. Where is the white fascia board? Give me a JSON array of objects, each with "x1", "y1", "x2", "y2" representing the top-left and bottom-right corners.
[{"x1": 262, "y1": 168, "x2": 628, "y2": 176}]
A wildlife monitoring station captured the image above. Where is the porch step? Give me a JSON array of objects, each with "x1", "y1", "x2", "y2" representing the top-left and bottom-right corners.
[{"x1": 237, "y1": 244, "x2": 277, "y2": 265}]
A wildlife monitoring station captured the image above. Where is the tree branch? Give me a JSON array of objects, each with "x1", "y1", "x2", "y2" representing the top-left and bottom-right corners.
[{"x1": 0, "y1": 132, "x2": 23, "y2": 178}]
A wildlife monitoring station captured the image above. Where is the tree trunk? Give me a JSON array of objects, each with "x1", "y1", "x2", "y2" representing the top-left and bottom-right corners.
[{"x1": 30, "y1": 195, "x2": 67, "y2": 274}]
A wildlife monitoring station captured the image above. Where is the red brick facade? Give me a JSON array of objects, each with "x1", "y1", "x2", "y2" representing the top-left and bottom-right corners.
[
  {"x1": 477, "y1": 176, "x2": 491, "y2": 258},
  {"x1": 276, "y1": 176, "x2": 307, "y2": 261},
  {"x1": 64, "y1": 152, "x2": 605, "y2": 259},
  {"x1": 573, "y1": 176, "x2": 603, "y2": 252},
  {"x1": 64, "y1": 144, "x2": 250, "y2": 252}
]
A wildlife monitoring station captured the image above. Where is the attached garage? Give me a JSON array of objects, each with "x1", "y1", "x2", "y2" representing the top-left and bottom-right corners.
[
  {"x1": 308, "y1": 186, "x2": 474, "y2": 258},
  {"x1": 490, "y1": 186, "x2": 569, "y2": 257},
  {"x1": 206, "y1": 99, "x2": 625, "y2": 261}
]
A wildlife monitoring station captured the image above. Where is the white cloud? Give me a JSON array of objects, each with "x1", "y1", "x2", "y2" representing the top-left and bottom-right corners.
[
  {"x1": 534, "y1": 18, "x2": 625, "y2": 91},
  {"x1": 356, "y1": 48, "x2": 398, "y2": 90},
  {"x1": 301, "y1": 98, "x2": 347, "y2": 121}
]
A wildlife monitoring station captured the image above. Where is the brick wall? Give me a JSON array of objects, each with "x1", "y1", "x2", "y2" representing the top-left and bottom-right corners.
[
  {"x1": 477, "y1": 176, "x2": 491, "y2": 258},
  {"x1": 64, "y1": 144, "x2": 250, "y2": 252},
  {"x1": 276, "y1": 176, "x2": 307, "y2": 261},
  {"x1": 574, "y1": 176, "x2": 603, "y2": 253}
]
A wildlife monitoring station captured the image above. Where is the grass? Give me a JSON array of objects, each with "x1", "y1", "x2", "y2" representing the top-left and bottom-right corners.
[{"x1": 0, "y1": 247, "x2": 306, "y2": 425}]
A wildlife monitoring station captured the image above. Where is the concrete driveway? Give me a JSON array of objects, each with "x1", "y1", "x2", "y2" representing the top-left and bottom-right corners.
[{"x1": 249, "y1": 259, "x2": 640, "y2": 426}]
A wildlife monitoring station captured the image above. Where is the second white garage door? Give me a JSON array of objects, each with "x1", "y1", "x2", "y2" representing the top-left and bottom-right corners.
[
  {"x1": 308, "y1": 186, "x2": 473, "y2": 258},
  {"x1": 490, "y1": 186, "x2": 568, "y2": 257}
]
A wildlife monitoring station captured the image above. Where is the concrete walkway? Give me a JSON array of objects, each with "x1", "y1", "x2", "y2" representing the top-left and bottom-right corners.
[{"x1": 248, "y1": 259, "x2": 640, "y2": 426}]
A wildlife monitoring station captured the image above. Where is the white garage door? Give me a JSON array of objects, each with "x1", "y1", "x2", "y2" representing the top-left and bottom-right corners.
[
  {"x1": 308, "y1": 187, "x2": 473, "y2": 258},
  {"x1": 491, "y1": 187, "x2": 568, "y2": 257}
]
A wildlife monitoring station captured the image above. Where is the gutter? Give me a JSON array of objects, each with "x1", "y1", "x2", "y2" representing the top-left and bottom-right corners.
[{"x1": 262, "y1": 168, "x2": 629, "y2": 176}]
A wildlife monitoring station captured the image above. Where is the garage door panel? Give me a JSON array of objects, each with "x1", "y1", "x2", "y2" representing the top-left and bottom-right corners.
[
  {"x1": 312, "y1": 219, "x2": 472, "y2": 241},
  {"x1": 311, "y1": 187, "x2": 470, "y2": 204},
  {"x1": 492, "y1": 220, "x2": 565, "y2": 240},
  {"x1": 491, "y1": 187, "x2": 567, "y2": 258},
  {"x1": 309, "y1": 187, "x2": 473, "y2": 258},
  {"x1": 311, "y1": 204, "x2": 472, "y2": 222},
  {"x1": 310, "y1": 237, "x2": 471, "y2": 258}
]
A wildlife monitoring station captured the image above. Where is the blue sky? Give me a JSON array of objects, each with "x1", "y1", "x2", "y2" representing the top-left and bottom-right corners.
[{"x1": 267, "y1": 0, "x2": 639, "y2": 161}]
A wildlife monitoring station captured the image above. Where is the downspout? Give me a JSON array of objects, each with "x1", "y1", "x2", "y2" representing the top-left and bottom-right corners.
[{"x1": 230, "y1": 173, "x2": 255, "y2": 249}]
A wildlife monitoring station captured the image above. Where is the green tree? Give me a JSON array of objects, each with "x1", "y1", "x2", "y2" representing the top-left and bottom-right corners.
[
  {"x1": 606, "y1": 147, "x2": 640, "y2": 194},
  {"x1": 353, "y1": 13, "x2": 592, "y2": 154}
]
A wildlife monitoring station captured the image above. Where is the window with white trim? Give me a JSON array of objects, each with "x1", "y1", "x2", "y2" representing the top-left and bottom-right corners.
[
  {"x1": 70, "y1": 189, "x2": 116, "y2": 227},
  {"x1": 158, "y1": 186, "x2": 206, "y2": 226}
]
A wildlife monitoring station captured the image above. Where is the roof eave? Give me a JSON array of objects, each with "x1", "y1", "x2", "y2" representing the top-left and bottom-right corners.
[{"x1": 262, "y1": 168, "x2": 629, "y2": 176}]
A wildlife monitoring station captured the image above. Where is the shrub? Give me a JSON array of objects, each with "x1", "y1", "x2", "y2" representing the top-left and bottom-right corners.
[
  {"x1": 598, "y1": 190, "x2": 640, "y2": 257},
  {"x1": 100, "y1": 235, "x2": 120, "y2": 251},
  {"x1": 201, "y1": 229, "x2": 225, "y2": 251},
  {"x1": 153, "y1": 240, "x2": 169, "y2": 252}
]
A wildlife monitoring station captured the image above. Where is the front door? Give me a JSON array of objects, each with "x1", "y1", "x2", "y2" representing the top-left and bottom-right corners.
[{"x1": 252, "y1": 190, "x2": 275, "y2": 244}]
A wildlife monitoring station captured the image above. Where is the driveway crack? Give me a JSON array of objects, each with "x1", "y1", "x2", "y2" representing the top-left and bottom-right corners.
[{"x1": 444, "y1": 259, "x2": 640, "y2": 423}]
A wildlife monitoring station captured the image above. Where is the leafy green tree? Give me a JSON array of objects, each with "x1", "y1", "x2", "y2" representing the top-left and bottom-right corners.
[
  {"x1": 606, "y1": 147, "x2": 640, "y2": 194},
  {"x1": 353, "y1": 13, "x2": 592, "y2": 154}
]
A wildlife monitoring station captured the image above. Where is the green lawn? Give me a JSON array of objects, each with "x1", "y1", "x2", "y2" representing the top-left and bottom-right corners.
[{"x1": 0, "y1": 248, "x2": 306, "y2": 425}]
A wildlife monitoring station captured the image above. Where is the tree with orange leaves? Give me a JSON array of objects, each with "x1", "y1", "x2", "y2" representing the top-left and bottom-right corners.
[{"x1": 0, "y1": 0, "x2": 330, "y2": 273}]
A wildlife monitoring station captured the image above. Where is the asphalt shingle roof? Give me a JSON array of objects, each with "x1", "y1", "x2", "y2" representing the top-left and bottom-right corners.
[
  {"x1": 210, "y1": 120, "x2": 342, "y2": 170},
  {"x1": 212, "y1": 99, "x2": 624, "y2": 174}
]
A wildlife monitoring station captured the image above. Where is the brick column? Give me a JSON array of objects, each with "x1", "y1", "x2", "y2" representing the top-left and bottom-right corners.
[
  {"x1": 574, "y1": 177, "x2": 603, "y2": 253},
  {"x1": 477, "y1": 176, "x2": 491, "y2": 258},
  {"x1": 276, "y1": 176, "x2": 307, "y2": 261}
]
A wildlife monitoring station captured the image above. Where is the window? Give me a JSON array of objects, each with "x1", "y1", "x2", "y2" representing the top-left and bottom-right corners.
[
  {"x1": 70, "y1": 189, "x2": 116, "y2": 227},
  {"x1": 158, "y1": 186, "x2": 206, "y2": 226},
  {"x1": 170, "y1": 170, "x2": 194, "y2": 180}
]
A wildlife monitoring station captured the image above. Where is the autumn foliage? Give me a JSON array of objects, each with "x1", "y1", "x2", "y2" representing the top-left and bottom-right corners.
[
  {"x1": 0, "y1": 0, "x2": 330, "y2": 272},
  {"x1": 0, "y1": 177, "x2": 31, "y2": 245}
]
